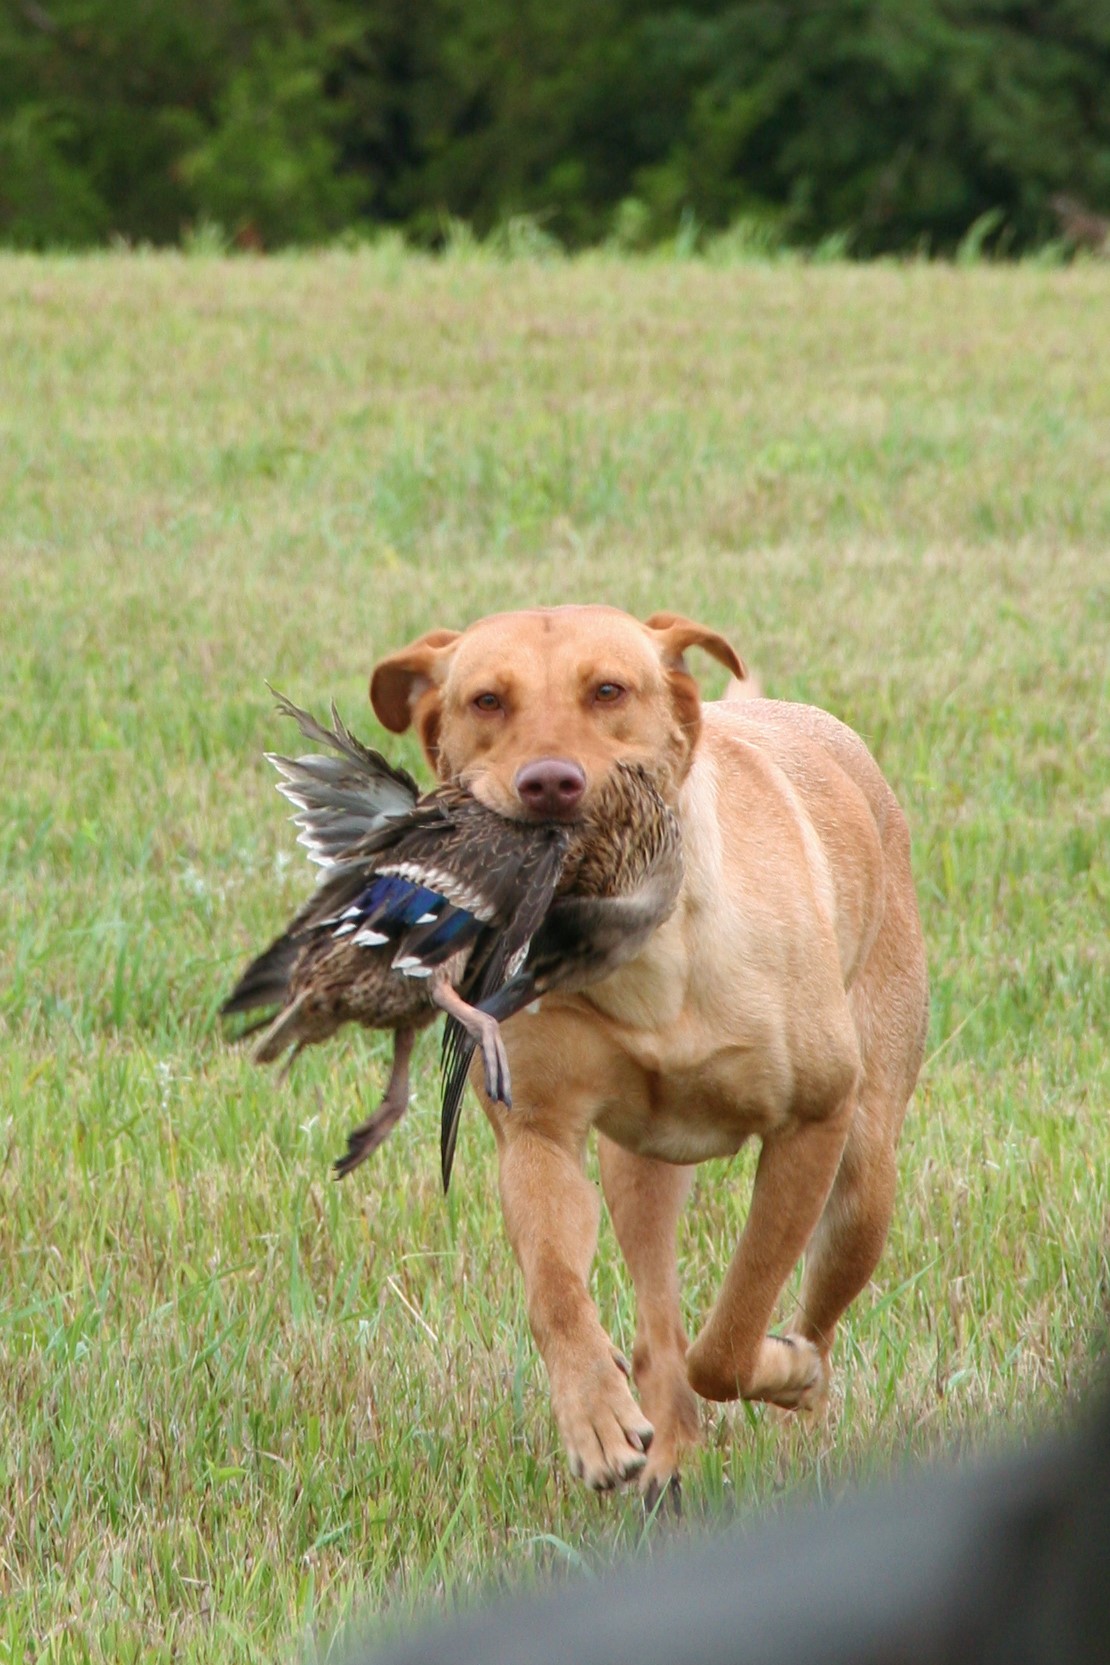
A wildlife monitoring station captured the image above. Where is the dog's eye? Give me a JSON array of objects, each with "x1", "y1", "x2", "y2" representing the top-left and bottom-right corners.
[
  {"x1": 594, "y1": 682, "x2": 625, "y2": 705},
  {"x1": 472, "y1": 691, "x2": 502, "y2": 713}
]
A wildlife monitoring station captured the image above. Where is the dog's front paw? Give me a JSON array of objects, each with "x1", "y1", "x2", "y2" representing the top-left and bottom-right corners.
[
  {"x1": 632, "y1": 1347, "x2": 701, "y2": 1512},
  {"x1": 552, "y1": 1355, "x2": 655, "y2": 1491}
]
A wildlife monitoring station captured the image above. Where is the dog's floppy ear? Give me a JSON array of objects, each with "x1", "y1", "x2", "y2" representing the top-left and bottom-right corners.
[
  {"x1": 643, "y1": 613, "x2": 746, "y2": 776},
  {"x1": 370, "y1": 628, "x2": 461, "y2": 772},
  {"x1": 643, "y1": 612, "x2": 746, "y2": 681}
]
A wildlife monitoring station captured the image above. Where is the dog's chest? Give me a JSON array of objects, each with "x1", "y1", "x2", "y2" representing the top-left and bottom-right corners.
[
  {"x1": 594, "y1": 1042, "x2": 792, "y2": 1161},
  {"x1": 581, "y1": 962, "x2": 798, "y2": 1159},
  {"x1": 576, "y1": 900, "x2": 828, "y2": 1159}
]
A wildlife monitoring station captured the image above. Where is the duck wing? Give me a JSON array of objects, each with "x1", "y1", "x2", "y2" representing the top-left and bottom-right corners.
[
  {"x1": 264, "y1": 686, "x2": 420, "y2": 869},
  {"x1": 223, "y1": 783, "x2": 563, "y2": 1056}
]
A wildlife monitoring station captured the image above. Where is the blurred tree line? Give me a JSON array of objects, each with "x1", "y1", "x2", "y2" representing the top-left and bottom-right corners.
[{"x1": 2, "y1": 0, "x2": 1109, "y2": 253}]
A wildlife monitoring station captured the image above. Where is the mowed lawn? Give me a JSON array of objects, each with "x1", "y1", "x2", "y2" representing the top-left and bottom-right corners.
[{"x1": 1, "y1": 247, "x2": 1108, "y2": 1662}]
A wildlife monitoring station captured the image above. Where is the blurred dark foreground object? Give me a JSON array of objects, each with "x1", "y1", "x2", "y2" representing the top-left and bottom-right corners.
[{"x1": 357, "y1": 1381, "x2": 1109, "y2": 1665}]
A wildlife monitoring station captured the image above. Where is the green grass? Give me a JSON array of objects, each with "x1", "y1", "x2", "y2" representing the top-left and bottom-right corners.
[{"x1": 1, "y1": 246, "x2": 1108, "y2": 1662}]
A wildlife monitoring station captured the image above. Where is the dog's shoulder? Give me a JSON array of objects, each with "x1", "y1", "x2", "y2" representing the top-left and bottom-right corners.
[{"x1": 700, "y1": 697, "x2": 902, "y2": 842}]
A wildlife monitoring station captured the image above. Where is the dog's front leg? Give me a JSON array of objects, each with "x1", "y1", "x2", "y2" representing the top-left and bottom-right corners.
[
  {"x1": 598, "y1": 1137, "x2": 701, "y2": 1506},
  {"x1": 492, "y1": 1112, "x2": 656, "y2": 1490}
]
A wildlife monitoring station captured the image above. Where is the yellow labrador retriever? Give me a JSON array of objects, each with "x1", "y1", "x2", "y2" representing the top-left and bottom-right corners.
[{"x1": 371, "y1": 606, "x2": 928, "y2": 1499}]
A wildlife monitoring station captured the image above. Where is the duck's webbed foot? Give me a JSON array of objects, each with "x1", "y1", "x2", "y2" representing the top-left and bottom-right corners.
[
  {"x1": 431, "y1": 978, "x2": 513, "y2": 1108},
  {"x1": 333, "y1": 1027, "x2": 415, "y2": 1179}
]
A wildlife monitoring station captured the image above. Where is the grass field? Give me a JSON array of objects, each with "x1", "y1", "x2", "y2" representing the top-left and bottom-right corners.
[{"x1": 1, "y1": 245, "x2": 1108, "y2": 1663}]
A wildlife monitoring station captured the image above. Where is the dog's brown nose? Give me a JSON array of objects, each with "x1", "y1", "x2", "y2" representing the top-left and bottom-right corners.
[{"x1": 515, "y1": 758, "x2": 586, "y2": 819}]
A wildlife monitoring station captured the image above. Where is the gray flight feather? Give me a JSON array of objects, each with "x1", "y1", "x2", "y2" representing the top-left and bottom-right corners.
[{"x1": 264, "y1": 686, "x2": 420, "y2": 868}]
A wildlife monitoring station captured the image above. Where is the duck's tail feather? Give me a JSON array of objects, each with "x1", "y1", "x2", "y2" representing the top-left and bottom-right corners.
[
  {"x1": 221, "y1": 931, "x2": 299, "y2": 1019},
  {"x1": 250, "y1": 992, "x2": 311, "y2": 1065},
  {"x1": 221, "y1": 931, "x2": 309, "y2": 1068}
]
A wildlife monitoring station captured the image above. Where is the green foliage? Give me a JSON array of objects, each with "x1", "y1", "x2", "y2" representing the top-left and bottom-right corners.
[
  {"x1": 179, "y1": 36, "x2": 363, "y2": 245},
  {"x1": 0, "y1": 102, "x2": 109, "y2": 246},
  {"x1": 2, "y1": 1, "x2": 1110, "y2": 251}
]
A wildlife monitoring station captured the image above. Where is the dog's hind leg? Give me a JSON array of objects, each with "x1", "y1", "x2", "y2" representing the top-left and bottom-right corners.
[
  {"x1": 790, "y1": 958, "x2": 927, "y2": 1380},
  {"x1": 598, "y1": 1137, "x2": 700, "y2": 1508},
  {"x1": 788, "y1": 1099, "x2": 898, "y2": 1384},
  {"x1": 685, "y1": 1087, "x2": 856, "y2": 1410},
  {"x1": 790, "y1": 859, "x2": 929, "y2": 1387}
]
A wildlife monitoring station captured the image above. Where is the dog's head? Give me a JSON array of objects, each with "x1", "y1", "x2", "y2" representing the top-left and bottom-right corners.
[{"x1": 370, "y1": 605, "x2": 744, "y2": 822}]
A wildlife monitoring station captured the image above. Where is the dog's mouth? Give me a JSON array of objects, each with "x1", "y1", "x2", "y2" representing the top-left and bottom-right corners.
[
  {"x1": 459, "y1": 760, "x2": 591, "y2": 825},
  {"x1": 461, "y1": 753, "x2": 679, "y2": 826}
]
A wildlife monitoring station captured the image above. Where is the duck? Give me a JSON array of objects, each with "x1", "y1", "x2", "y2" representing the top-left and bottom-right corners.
[
  {"x1": 222, "y1": 691, "x2": 570, "y2": 1178},
  {"x1": 438, "y1": 760, "x2": 683, "y2": 1186}
]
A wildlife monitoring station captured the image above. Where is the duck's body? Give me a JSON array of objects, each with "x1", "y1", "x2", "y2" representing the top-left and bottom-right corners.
[{"x1": 231, "y1": 783, "x2": 568, "y2": 1061}]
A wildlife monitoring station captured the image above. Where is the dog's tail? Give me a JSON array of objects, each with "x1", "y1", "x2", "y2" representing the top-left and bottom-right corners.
[{"x1": 722, "y1": 669, "x2": 764, "y2": 701}]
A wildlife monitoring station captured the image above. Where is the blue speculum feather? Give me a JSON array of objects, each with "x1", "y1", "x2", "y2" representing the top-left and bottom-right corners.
[
  {"x1": 355, "y1": 877, "x2": 445, "y2": 930},
  {"x1": 409, "y1": 911, "x2": 475, "y2": 954},
  {"x1": 330, "y1": 874, "x2": 489, "y2": 958}
]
